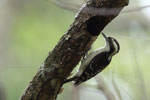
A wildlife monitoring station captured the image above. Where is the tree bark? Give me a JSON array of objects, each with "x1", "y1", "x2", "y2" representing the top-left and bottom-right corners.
[{"x1": 19, "y1": 0, "x2": 129, "y2": 100}]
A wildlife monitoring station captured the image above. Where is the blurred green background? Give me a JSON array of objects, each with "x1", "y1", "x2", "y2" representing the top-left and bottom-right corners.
[{"x1": 0, "y1": 0, "x2": 150, "y2": 100}]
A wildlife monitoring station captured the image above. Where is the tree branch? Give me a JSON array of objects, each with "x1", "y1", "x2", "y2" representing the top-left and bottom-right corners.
[{"x1": 19, "y1": 0, "x2": 129, "y2": 100}]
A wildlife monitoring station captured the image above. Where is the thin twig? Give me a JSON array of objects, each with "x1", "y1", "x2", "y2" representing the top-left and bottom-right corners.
[
  {"x1": 111, "y1": 71, "x2": 123, "y2": 100},
  {"x1": 50, "y1": 0, "x2": 81, "y2": 12},
  {"x1": 95, "y1": 75, "x2": 117, "y2": 100},
  {"x1": 122, "y1": 5, "x2": 150, "y2": 13},
  {"x1": 50, "y1": 0, "x2": 150, "y2": 15}
]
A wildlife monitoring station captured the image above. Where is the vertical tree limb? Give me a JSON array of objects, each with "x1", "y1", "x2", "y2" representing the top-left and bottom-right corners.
[{"x1": 20, "y1": 0, "x2": 129, "y2": 100}]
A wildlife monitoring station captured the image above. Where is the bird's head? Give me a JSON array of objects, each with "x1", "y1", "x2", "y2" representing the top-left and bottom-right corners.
[{"x1": 102, "y1": 33, "x2": 120, "y2": 55}]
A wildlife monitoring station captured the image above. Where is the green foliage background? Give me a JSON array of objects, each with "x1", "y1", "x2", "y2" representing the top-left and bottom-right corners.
[{"x1": 0, "y1": 0, "x2": 150, "y2": 100}]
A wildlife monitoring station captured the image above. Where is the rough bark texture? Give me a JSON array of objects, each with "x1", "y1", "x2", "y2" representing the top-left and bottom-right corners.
[{"x1": 20, "y1": 0, "x2": 129, "y2": 100}]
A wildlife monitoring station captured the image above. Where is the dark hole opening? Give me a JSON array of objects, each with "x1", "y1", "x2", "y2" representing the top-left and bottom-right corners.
[{"x1": 87, "y1": 16, "x2": 105, "y2": 36}]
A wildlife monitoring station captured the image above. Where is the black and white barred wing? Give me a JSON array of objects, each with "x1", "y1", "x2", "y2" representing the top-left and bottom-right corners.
[{"x1": 74, "y1": 52, "x2": 111, "y2": 86}]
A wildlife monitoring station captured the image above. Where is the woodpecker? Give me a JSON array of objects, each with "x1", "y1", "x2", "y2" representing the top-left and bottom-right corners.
[{"x1": 64, "y1": 33, "x2": 120, "y2": 86}]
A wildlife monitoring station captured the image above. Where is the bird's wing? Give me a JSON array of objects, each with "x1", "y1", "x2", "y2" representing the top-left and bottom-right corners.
[
  {"x1": 76, "y1": 48, "x2": 104, "y2": 77},
  {"x1": 74, "y1": 52, "x2": 110, "y2": 86}
]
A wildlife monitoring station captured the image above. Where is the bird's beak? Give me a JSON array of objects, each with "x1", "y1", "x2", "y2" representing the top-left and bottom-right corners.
[{"x1": 101, "y1": 33, "x2": 108, "y2": 41}]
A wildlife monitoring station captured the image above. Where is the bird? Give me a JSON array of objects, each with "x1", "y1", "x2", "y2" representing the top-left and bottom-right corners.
[{"x1": 63, "y1": 33, "x2": 120, "y2": 86}]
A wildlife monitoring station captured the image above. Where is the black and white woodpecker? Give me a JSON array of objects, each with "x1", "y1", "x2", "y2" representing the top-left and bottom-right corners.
[{"x1": 64, "y1": 33, "x2": 120, "y2": 86}]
